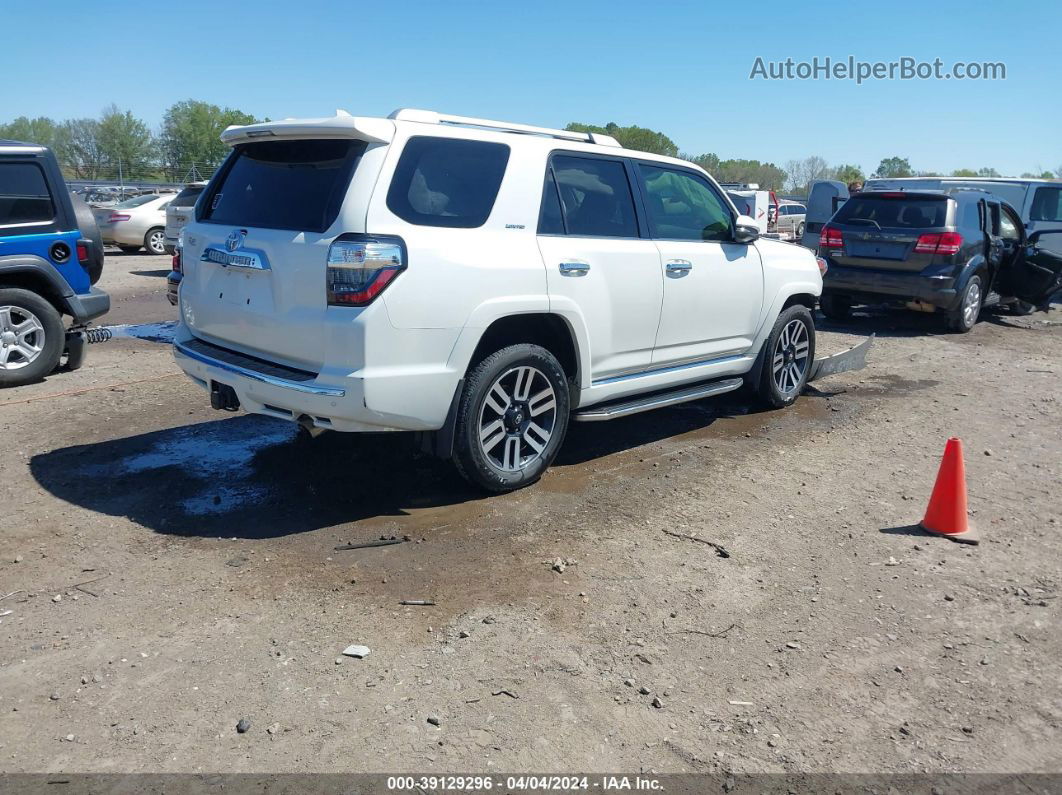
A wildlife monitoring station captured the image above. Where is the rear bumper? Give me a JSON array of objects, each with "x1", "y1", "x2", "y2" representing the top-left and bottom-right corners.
[
  {"x1": 67, "y1": 287, "x2": 110, "y2": 323},
  {"x1": 822, "y1": 265, "x2": 958, "y2": 310},
  {"x1": 173, "y1": 334, "x2": 458, "y2": 433}
]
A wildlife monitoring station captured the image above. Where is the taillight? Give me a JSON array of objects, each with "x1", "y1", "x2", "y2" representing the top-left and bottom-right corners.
[
  {"x1": 326, "y1": 234, "x2": 406, "y2": 307},
  {"x1": 172, "y1": 249, "x2": 183, "y2": 275},
  {"x1": 914, "y1": 232, "x2": 963, "y2": 256},
  {"x1": 815, "y1": 256, "x2": 828, "y2": 276},
  {"x1": 109, "y1": 213, "x2": 131, "y2": 222},
  {"x1": 819, "y1": 225, "x2": 843, "y2": 249},
  {"x1": 76, "y1": 241, "x2": 89, "y2": 264}
]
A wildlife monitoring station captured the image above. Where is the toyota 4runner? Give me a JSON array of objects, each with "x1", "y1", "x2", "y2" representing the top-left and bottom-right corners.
[{"x1": 173, "y1": 109, "x2": 828, "y2": 492}]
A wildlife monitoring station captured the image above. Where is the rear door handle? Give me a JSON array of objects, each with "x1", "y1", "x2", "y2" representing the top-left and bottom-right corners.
[
  {"x1": 559, "y1": 260, "x2": 590, "y2": 276},
  {"x1": 666, "y1": 259, "x2": 693, "y2": 274}
]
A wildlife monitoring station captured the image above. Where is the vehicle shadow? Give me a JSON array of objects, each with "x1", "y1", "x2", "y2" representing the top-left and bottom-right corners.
[
  {"x1": 30, "y1": 396, "x2": 761, "y2": 538},
  {"x1": 816, "y1": 307, "x2": 953, "y2": 338},
  {"x1": 129, "y1": 269, "x2": 172, "y2": 277},
  {"x1": 29, "y1": 415, "x2": 480, "y2": 539}
]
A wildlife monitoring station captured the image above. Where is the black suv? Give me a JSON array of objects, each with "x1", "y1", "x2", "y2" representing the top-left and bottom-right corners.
[{"x1": 817, "y1": 190, "x2": 1062, "y2": 332}]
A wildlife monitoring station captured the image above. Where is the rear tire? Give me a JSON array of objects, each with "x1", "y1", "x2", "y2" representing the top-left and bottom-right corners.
[
  {"x1": 755, "y1": 305, "x2": 816, "y2": 409},
  {"x1": 819, "y1": 293, "x2": 853, "y2": 321},
  {"x1": 453, "y1": 344, "x2": 570, "y2": 493},
  {"x1": 0, "y1": 288, "x2": 65, "y2": 388},
  {"x1": 947, "y1": 275, "x2": 983, "y2": 333},
  {"x1": 144, "y1": 227, "x2": 167, "y2": 255},
  {"x1": 796, "y1": 221, "x2": 805, "y2": 239}
]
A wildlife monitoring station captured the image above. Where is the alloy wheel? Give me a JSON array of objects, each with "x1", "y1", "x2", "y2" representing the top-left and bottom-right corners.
[
  {"x1": 0, "y1": 305, "x2": 46, "y2": 370},
  {"x1": 962, "y1": 281, "x2": 981, "y2": 328},
  {"x1": 772, "y1": 318, "x2": 810, "y2": 396},
  {"x1": 478, "y1": 365, "x2": 558, "y2": 472},
  {"x1": 148, "y1": 230, "x2": 166, "y2": 254}
]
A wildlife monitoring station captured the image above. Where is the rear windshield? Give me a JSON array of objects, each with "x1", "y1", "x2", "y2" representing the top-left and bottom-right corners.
[
  {"x1": 170, "y1": 185, "x2": 205, "y2": 208},
  {"x1": 834, "y1": 195, "x2": 949, "y2": 229},
  {"x1": 202, "y1": 139, "x2": 366, "y2": 233}
]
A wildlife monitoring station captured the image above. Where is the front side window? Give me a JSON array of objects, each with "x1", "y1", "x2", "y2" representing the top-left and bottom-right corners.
[
  {"x1": 0, "y1": 162, "x2": 54, "y2": 228},
  {"x1": 387, "y1": 136, "x2": 509, "y2": 229},
  {"x1": 550, "y1": 155, "x2": 638, "y2": 238},
  {"x1": 1031, "y1": 187, "x2": 1062, "y2": 222},
  {"x1": 999, "y1": 208, "x2": 1021, "y2": 241},
  {"x1": 639, "y1": 164, "x2": 733, "y2": 241}
]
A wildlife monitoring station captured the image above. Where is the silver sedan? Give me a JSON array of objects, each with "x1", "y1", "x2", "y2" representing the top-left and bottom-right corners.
[{"x1": 95, "y1": 194, "x2": 172, "y2": 255}]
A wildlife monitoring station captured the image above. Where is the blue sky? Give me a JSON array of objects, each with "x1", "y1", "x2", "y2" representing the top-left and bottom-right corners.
[{"x1": 2, "y1": 0, "x2": 1058, "y2": 177}]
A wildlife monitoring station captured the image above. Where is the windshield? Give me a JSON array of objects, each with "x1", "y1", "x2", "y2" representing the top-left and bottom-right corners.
[
  {"x1": 170, "y1": 186, "x2": 205, "y2": 208},
  {"x1": 202, "y1": 139, "x2": 366, "y2": 232},
  {"x1": 834, "y1": 196, "x2": 950, "y2": 229}
]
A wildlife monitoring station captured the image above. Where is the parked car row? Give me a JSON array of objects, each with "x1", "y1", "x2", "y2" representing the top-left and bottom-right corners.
[{"x1": 802, "y1": 177, "x2": 1062, "y2": 331}]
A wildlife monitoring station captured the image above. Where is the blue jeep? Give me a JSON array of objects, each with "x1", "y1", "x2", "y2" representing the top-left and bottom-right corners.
[{"x1": 0, "y1": 140, "x2": 110, "y2": 387}]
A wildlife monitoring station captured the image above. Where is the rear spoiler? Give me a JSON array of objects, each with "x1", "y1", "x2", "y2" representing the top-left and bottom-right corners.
[{"x1": 221, "y1": 111, "x2": 394, "y2": 146}]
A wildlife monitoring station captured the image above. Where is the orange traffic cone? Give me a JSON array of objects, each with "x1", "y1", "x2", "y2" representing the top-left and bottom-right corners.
[{"x1": 920, "y1": 438, "x2": 978, "y2": 545}]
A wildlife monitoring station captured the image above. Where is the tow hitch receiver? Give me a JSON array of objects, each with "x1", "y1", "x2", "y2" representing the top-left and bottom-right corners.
[
  {"x1": 808, "y1": 334, "x2": 875, "y2": 382},
  {"x1": 210, "y1": 381, "x2": 240, "y2": 412}
]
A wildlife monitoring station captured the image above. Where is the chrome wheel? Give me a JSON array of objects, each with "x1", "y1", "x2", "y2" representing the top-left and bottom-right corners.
[
  {"x1": 478, "y1": 365, "x2": 557, "y2": 472},
  {"x1": 147, "y1": 229, "x2": 166, "y2": 254},
  {"x1": 0, "y1": 305, "x2": 46, "y2": 370},
  {"x1": 962, "y1": 281, "x2": 981, "y2": 327},
  {"x1": 772, "y1": 318, "x2": 810, "y2": 396}
]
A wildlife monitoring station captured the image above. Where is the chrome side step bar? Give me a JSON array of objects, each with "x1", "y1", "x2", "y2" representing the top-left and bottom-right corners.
[{"x1": 572, "y1": 377, "x2": 744, "y2": 422}]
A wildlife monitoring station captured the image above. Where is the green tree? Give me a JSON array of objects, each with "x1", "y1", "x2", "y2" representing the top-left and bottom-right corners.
[
  {"x1": 56, "y1": 118, "x2": 106, "y2": 179},
  {"x1": 951, "y1": 168, "x2": 978, "y2": 177},
  {"x1": 976, "y1": 167, "x2": 1000, "y2": 178},
  {"x1": 873, "y1": 157, "x2": 913, "y2": 178},
  {"x1": 832, "y1": 163, "x2": 865, "y2": 185},
  {"x1": 565, "y1": 122, "x2": 678, "y2": 157},
  {"x1": 97, "y1": 105, "x2": 156, "y2": 180},
  {"x1": 0, "y1": 116, "x2": 63, "y2": 150},
  {"x1": 681, "y1": 152, "x2": 721, "y2": 174},
  {"x1": 159, "y1": 100, "x2": 258, "y2": 179}
]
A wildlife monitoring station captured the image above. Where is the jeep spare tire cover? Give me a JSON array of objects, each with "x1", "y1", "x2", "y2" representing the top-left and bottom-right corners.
[{"x1": 71, "y1": 194, "x2": 105, "y2": 285}]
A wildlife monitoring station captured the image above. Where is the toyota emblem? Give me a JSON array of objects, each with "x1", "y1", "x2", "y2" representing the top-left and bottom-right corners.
[{"x1": 226, "y1": 230, "x2": 245, "y2": 252}]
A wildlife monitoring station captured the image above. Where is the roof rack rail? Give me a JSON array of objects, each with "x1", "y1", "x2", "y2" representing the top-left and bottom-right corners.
[{"x1": 387, "y1": 108, "x2": 622, "y2": 147}]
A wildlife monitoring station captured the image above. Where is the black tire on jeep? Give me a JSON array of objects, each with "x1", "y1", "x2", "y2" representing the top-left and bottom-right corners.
[
  {"x1": 453, "y1": 344, "x2": 570, "y2": 493},
  {"x1": 0, "y1": 288, "x2": 65, "y2": 388},
  {"x1": 819, "y1": 293, "x2": 853, "y2": 322},
  {"x1": 947, "y1": 274, "x2": 983, "y2": 333},
  {"x1": 754, "y1": 304, "x2": 816, "y2": 409}
]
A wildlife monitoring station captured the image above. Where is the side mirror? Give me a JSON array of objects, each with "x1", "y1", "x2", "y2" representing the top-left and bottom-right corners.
[
  {"x1": 1028, "y1": 229, "x2": 1062, "y2": 247},
  {"x1": 733, "y1": 214, "x2": 760, "y2": 244}
]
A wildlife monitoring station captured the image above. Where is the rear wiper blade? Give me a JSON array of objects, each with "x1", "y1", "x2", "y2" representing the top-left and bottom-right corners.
[{"x1": 846, "y1": 218, "x2": 882, "y2": 230}]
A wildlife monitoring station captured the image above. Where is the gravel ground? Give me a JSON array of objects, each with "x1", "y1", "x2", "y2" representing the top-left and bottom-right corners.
[{"x1": 0, "y1": 250, "x2": 1059, "y2": 774}]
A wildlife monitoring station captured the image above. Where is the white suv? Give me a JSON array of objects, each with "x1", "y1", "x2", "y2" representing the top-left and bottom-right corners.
[{"x1": 173, "y1": 109, "x2": 824, "y2": 492}]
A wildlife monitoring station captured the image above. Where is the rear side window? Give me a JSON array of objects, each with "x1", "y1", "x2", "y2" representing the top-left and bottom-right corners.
[
  {"x1": 550, "y1": 155, "x2": 638, "y2": 238},
  {"x1": 171, "y1": 185, "x2": 205, "y2": 208},
  {"x1": 387, "y1": 137, "x2": 509, "y2": 228},
  {"x1": 0, "y1": 162, "x2": 54, "y2": 228},
  {"x1": 834, "y1": 196, "x2": 949, "y2": 229},
  {"x1": 1031, "y1": 187, "x2": 1062, "y2": 222},
  {"x1": 203, "y1": 139, "x2": 366, "y2": 233}
]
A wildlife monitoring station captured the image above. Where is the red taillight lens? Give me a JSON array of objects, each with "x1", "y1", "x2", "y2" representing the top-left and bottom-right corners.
[
  {"x1": 326, "y1": 235, "x2": 406, "y2": 307},
  {"x1": 915, "y1": 232, "x2": 963, "y2": 256},
  {"x1": 109, "y1": 213, "x2": 130, "y2": 222},
  {"x1": 172, "y1": 249, "x2": 183, "y2": 275},
  {"x1": 819, "y1": 225, "x2": 843, "y2": 249},
  {"x1": 76, "y1": 241, "x2": 89, "y2": 264}
]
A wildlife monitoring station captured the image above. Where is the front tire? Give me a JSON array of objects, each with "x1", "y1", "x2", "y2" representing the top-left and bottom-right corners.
[
  {"x1": 453, "y1": 344, "x2": 570, "y2": 493},
  {"x1": 755, "y1": 305, "x2": 816, "y2": 409},
  {"x1": 0, "y1": 289, "x2": 65, "y2": 388},
  {"x1": 948, "y1": 275, "x2": 983, "y2": 333},
  {"x1": 144, "y1": 227, "x2": 167, "y2": 255}
]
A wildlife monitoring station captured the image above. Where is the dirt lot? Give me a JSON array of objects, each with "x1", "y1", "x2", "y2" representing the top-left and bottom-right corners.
[{"x1": 1, "y1": 251, "x2": 1059, "y2": 775}]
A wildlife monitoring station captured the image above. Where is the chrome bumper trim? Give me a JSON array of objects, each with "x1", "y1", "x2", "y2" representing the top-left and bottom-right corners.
[{"x1": 174, "y1": 341, "x2": 346, "y2": 397}]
